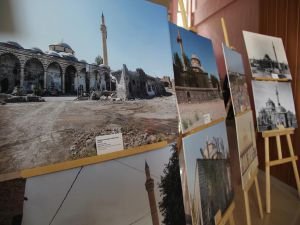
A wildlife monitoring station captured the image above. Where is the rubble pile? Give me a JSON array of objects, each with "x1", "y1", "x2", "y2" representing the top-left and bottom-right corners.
[{"x1": 70, "y1": 126, "x2": 177, "y2": 159}]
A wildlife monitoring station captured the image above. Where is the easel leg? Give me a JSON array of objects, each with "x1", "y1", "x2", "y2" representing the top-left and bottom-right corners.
[
  {"x1": 229, "y1": 213, "x2": 235, "y2": 225},
  {"x1": 286, "y1": 134, "x2": 300, "y2": 198},
  {"x1": 243, "y1": 190, "x2": 251, "y2": 225},
  {"x1": 254, "y1": 176, "x2": 264, "y2": 218},
  {"x1": 265, "y1": 137, "x2": 271, "y2": 213}
]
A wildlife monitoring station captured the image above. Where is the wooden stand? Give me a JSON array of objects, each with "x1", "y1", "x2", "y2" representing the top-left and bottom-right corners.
[
  {"x1": 243, "y1": 168, "x2": 264, "y2": 225},
  {"x1": 214, "y1": 202, "x2": 236, "y2": 225},
  {"x1": 221, "y1": 17, "x2": 263, "y2": 225},
  {"x1": 262, "y1": 127, "x2": 300, "y2": 213}
]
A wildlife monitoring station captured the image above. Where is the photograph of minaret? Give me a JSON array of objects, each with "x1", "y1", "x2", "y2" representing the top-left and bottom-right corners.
[
  {"x1": 0, "y1": 0, "x2": 178, "y2": 175},
  {"x1": 20, "y1": 144, "x2": 186, "y2": 225},
  {"x1": 243, "y1": 31, "x2": 292, "y2": 79},
  {"x1": 252, "y1": 80, "x2": 297, "y2": 131},
  {"x1": 169, "y1": 23, "x2": 226, "y2": 132},
  {"x1": 182, "y1": 121, "x2": 233, "y2": 225},
  {"x1": 222, "y1": 44, "x2": 251, "y2": 115}
]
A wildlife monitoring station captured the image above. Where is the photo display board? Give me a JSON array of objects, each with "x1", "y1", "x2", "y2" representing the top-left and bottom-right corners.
[
  {"x1": 252, "y1": 80, "x2": 297, "y2": 132},
  {"x1": 222, "y1": 44, "x2": 258, "y2": 189},
  {"x1": 222, "y1": 44, "x2": 251, "y2": 115},
  {"x1": 21, "y1": 143, "x2": 186, "y2": 225},
  {"x1": 168, "y1": 23, "x2": 226, "y2": 133},
  {"x1": 0, "y1": 0, "x2": 178, "y2": 176},
  {"x1": 181, "y1": 121, "x2": 233, "y2": 225},
  {"x1": 243, "y1": 31, "x2": 292, "y2": 80},
  {"x1": 235, "y1": 111, "x2": 258, "y2": 189}
]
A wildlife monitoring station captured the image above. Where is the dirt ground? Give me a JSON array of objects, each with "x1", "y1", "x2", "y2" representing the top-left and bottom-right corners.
[
  {"x1": 0, "y1": 95, "x2": 178, "y2": 174},
  {"x1": 178, "y1": 99, "x2": 226, "y2": 132}
]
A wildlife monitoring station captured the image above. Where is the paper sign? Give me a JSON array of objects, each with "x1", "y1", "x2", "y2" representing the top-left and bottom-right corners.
[
  {"x1": 96, "y1": 133, "x2": 124, "y2": 155},
  {"x1": 271, "y1": 73, "x2": 279, "y2": 79},
  {"x1": 203, "y1": 113, "x2": 212, "y2": 124}
]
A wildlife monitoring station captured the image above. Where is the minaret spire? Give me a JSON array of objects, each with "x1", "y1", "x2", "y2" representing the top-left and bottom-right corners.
[
  {"x1": 272, "y1": 41, "x2": 281, "y2": 71},
  {"x1": 100, "y1": 12, "x2": 108, "y2": 66},
  {"x1": 145, "y1": 161, "x2": 160, "y2": 225},
  {"x1": 276, "y1": 86, "x2": 281, "y2": 106},
  {"x1": 176, "y1": 29, "x2": 187, "y2": 71}
]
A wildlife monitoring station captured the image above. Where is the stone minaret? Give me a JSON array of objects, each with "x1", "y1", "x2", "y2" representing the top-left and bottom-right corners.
[
  {"x1": 276, "y1": 86, "x2": 281, "y2": 106},
  {"x1": 145, "y1": 161, "x2": 160, "y2": 225},
  {"x1": 101, "y1": 13, "x2": 108, "y2": 66},
  {"x1": 176, "y1": 30, "x2": 187, "y2": 71},
  {"x1": 272, "y1": 41, "x2": 281, "y2": 71}
]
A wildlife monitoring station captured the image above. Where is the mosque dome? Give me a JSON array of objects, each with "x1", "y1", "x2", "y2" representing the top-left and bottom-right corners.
[
  {"x1": 5, "y1": 41, "x2": 24, "y2": 49},
  {"x1": 30, "y1": 47, "x2": 44, "y2": 54},
  {"x1": 276, "y1": 105, "x2": 287, "y2": 113},
  {"x1": 46, "y1": 50, "x2": 61, "y2": 58},
  {"x1": 80, "y1": 59, "x2": 87, "y2": 63},
  {"x1": 60, "y1": 52, "x2": 78, "y2": 62},
  {"x1": 49, "y1": 42, "x2": 74, "y2": 55}
]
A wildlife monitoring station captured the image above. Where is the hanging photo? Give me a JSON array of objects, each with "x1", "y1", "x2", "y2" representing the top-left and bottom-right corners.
[
  {"x1": 169, "y1": 23, "x2": 226, "y2": 133},
  {"x1": 243, "y1": 31, "x2": 292, "y2": 80},
  {"x1": 252, "y1": 80, "x2": 297, "y2": 132},
  {"x1": 222, "y1": 44, "x2": 251, "y2": 115},
  {"x1": 0, "y1": 0, "x2": 178, "y2": 176}
]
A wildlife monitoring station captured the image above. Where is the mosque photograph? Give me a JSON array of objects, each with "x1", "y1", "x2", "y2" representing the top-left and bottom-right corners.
[
  {"x1": 19, "y1": 144, "x2": 185, "y2": 225},
  {"x1": 0, "y1": 0, "x2": 178, "y2": 175},
  {"x1": 243, "y1": 31, "x2": 292, "y2": 79},
  {"x1": 169, "y1": 23, "x2": 226, "y2": 132},
  {"x1": 252, "y1": 80, "x2": 297, "y2": 132}
]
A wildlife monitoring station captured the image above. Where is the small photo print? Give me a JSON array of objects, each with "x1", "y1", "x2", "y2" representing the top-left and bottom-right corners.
[
  {"x1": 222, "y1": 44, "x2": 251, "y2": 115},
  {"x1": 252, "y1": 80, "x2": 297, "y2": 132},
  {"x1": 243, "y1": 31, "x2": 292, "y2": 80}
]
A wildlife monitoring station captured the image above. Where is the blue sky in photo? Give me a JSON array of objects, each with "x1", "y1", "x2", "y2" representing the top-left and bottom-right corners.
[
  {"x1": 223, "y1": 44, "x2": 245, "y2": 74},
  {"x1": 169, "y1": 23, "x2": 219, "y2": 78},
  {"x1": 183, "y1": 121, "x2": 229, "y2": 197},
  {"x1": 0, "y1": 0, "x2": 173, "y2": 77}
]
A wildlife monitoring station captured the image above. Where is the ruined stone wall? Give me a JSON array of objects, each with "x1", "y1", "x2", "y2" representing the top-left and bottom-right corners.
[{"x1": 176, "y1": 87, "x2": 221, "y2": 104}]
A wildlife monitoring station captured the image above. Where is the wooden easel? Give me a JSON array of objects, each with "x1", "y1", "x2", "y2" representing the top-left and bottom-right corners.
[
  {"x1": 262, "y1": 126, "x2": 300, "y2": 213},
  {"x1": 221, "y1": 17, "x2": 263, "y2": 225},
  {"x1": 214, "y1": 202, "x2": 236, "y2": 225}
]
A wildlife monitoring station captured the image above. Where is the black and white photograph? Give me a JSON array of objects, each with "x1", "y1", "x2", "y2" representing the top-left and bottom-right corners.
[
  {"x1": 243, "y1": 31, "x2": 292, "y2": 80},
  {"x1": 252, "y1": 80, "x2": 297, "y2": 132},
  {"x1": 0, "y1": 0, "x2": 178, "y2": 176}
]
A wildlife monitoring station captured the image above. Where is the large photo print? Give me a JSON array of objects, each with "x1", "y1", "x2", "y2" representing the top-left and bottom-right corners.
[
  {"x1": 182, "y1": 121, "x2": 233, "y2": 225},
  {"x1": 0, "y1": 0, "x2": 178, "y2": 175},
  {"x1": 169, "y1": 23, "x2": 225, "y2": 133}
]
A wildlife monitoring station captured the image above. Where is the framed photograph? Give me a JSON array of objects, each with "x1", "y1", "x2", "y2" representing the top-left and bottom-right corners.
[
  {"x1": 0, "y1": 0, "x2": 178, "y2": 176},
  {"x1": 252, "y1": 80, "x2": 297, "y2": 132},
  {"x1": 243, "y1": 31, "x2": 292, "y2": 80},
  {"x1": 169, "y1": 23, "x2": 226, "y2": 133},
  {"x1": 222, "y1": 44, "x2": 251, "y2": 115},
  {"x1": 182, "y1": 121, "x2": 233, "y2": 225},
  {"x1": 14, "y1": 143, "x2": 186, "y2": 225},
  {"x1": 235, "y1": 110, "x2": 258, "y2": 189}
]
